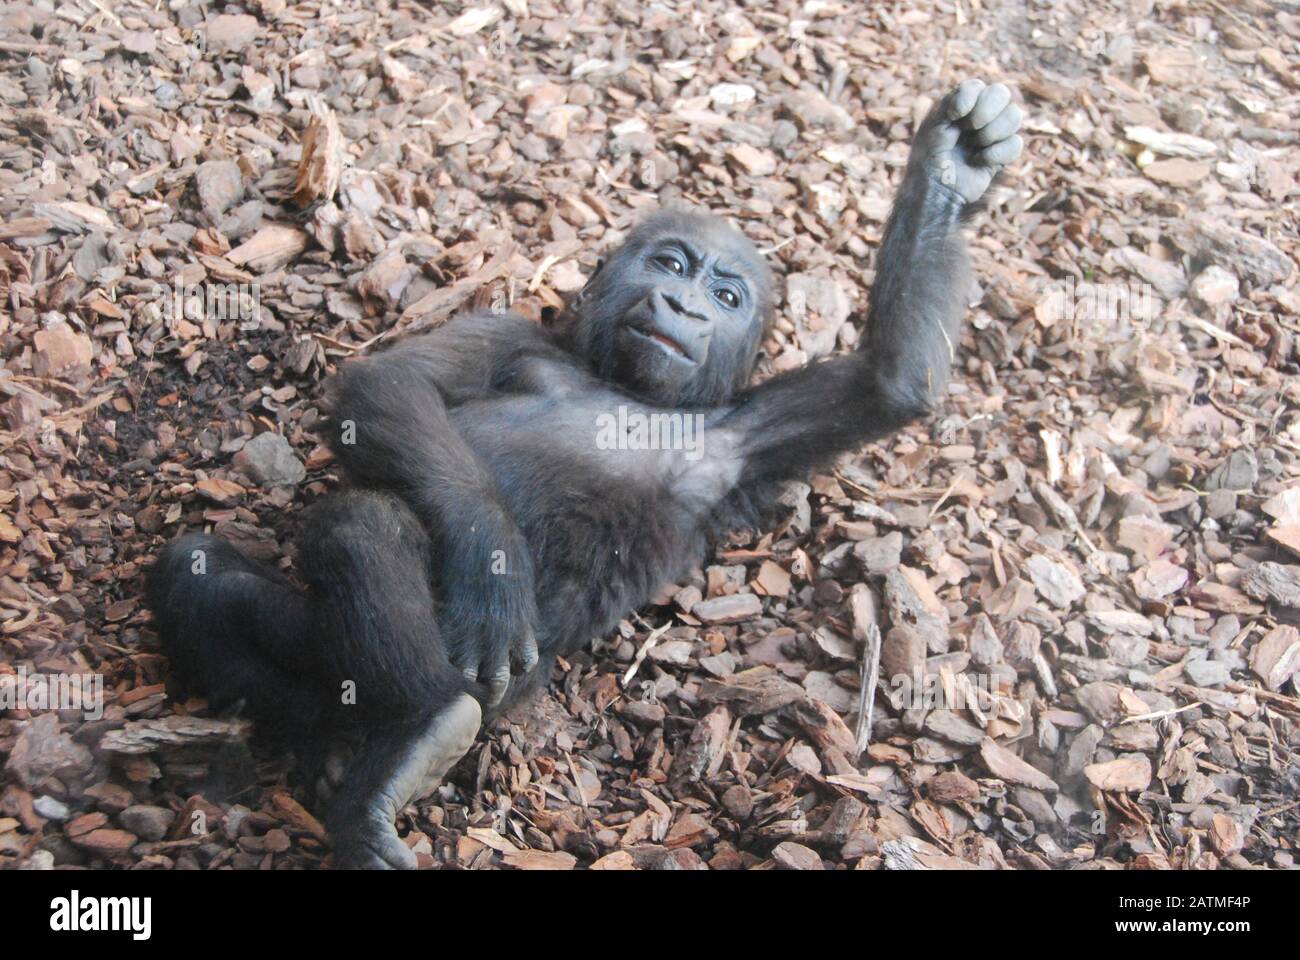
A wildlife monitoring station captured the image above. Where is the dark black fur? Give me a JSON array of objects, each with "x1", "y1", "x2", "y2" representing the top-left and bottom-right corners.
[{"x1": 147, "y1": 87, "x2": 1015, "y2": 865}]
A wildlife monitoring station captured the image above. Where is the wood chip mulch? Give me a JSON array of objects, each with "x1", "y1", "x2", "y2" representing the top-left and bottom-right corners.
[{"x1": 1, "y1": 0, "x2": 1298, "y2": 870}]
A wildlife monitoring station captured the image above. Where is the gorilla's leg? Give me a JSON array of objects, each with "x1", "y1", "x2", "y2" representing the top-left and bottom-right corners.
[
  {"x1": 295, "y1": 490, "x2": 470, "y2": 724},
  {"x1": 295, "y1": 491, "x2": 484, "y2": 867},
  {"x1": 147, "y1": 533, "x2": 324, "y2": 734},
  {"x1": 152, "y1": 492, "x2": 489, "y2": 867},
  {"x1": 329, "y1": 330, "x2": 542, "y2": 705}
]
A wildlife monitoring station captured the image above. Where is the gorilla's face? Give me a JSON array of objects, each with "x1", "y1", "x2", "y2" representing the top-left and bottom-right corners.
[{"x1": 570, "y1": 210, "x2": 773, "y2": 407}]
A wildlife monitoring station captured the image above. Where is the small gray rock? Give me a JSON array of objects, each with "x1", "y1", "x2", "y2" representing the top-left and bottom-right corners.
[
  {"x1": 1205, "y1": 488, "x2": 1237, "y2": 519},
  {"x1": 4, "y1": 714, "x2": 92, "y2": 790},
  {"x1": 32, "y1": 795, "x2": 70, "y2": 821},
  {"x1": 194, "y1": 159, "x2": 245, "y2": 220},
  {"x1": 968, "y1": 614, "x2": 1004, "y2": 668},
  {"x1": 1109, "y1": 635, "x2": 1150, "y2": 667},
  {"x1": 770, "y1": 119, "x2": 799, "y2": 150},
  {"x1": 1205, "y1": 449, "x2": 1257, "y2": 492},
  {"x1": 1026, "y1": 554, "x2": 1085, "y2": 608},
  {"x1": 924, "y1": 709, "x2": 985, "y2": 746},
  {"x1": 1065, "y1": 723, "x2": 1104, "y2": 777},
  {"x1": 1190, "y1": 265, "x2": 1238, "y2": 308},
  {"x1": 692, "y1": 592, "x2": 761, "y2": 624},
  {"x1": 119, "y1": 804, "x2": 176, "y2": 842},
  {"x1": 218, "y1": 199, "x2": 265, "y2": 242},
  {"x1": 233, "y1": 432, "x2": 306, "y2": 487},
  {"x1": 1185, "y1": 658, "x2": 1232, "y2": 687},
  {"x1": 1013, "y1": 786, "x2": 1059, "y2": 828},
  {"x1": 854, "y1": 532, "x2": 902, "y2": 575},
  {"x1": 1074, "y1": 682, "x2": 1124, "y2": 724}
]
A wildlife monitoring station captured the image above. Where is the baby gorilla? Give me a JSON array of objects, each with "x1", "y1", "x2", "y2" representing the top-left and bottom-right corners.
[{"x1": 148, "y1": 80, "x2": 1023, "y2": 868}]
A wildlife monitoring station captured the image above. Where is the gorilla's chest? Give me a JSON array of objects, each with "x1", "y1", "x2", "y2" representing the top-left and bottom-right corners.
[
  {"x1": 449, "y1": 388, "x2": 738, "y2": 645},
  {"x1": 451, "y1": 386, "x2": 736, "y2": 512}
]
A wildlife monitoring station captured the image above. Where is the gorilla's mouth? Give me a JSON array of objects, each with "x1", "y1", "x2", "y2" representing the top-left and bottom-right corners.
[{"x1": 630, "y1": 326, "x2": 697, "y2": 365}]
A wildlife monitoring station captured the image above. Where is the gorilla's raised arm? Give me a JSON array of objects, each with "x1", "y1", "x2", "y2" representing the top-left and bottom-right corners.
[{"x1": 719, "y1": 81, "x2": 1022, "y2": 491}]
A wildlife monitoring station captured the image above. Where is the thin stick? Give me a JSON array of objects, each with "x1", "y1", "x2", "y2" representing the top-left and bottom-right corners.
[
  {"x1": 1116, "y1": 701, "x2": 1201, "y2": 725},
  {"x1": 854, "y1": 621, "x2": 882, "y2": 758},
  {"x1": 564, "y1": 752, "x2": 590, "y2": 813},
  {"x1": 621, "y1": 619, "x2": 672, "y2": 688}
]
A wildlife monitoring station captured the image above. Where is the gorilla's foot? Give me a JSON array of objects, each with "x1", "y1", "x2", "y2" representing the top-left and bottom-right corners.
[{"x1": 327, "y1": 694, "x2": 482, "y2": 870}]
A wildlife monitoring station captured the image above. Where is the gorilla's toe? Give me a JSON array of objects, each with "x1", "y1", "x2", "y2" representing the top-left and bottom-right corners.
[{"x1": 333, "y1": 815, "x2": 419, "y2": 870}]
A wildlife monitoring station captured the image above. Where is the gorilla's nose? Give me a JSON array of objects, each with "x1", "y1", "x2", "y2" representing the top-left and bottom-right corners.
[{"x1": 659, "y1": 290, "x2": 709, "y2": 324}]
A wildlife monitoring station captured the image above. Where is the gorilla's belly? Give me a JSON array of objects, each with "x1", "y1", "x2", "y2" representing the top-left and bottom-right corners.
[{"x1": 450, "y1": 392, "x2": 716, "y2": 651}]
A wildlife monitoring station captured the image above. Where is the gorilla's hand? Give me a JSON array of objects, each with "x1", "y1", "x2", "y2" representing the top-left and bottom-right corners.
[
  {"x1": 440, "y1": 522, "x2": 540, "y2": 709},
  {"x1": 913, "y1": 79, "x2": 1023, "y2": 205}
]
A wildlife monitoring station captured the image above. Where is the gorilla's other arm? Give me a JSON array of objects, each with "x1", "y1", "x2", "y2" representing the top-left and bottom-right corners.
[
  {"x1": 717, "y1": 81, "x2": 1022, "y2": 493},
  {"x1": 328, "y1": 313, "x2": 552, "y2": 703}
]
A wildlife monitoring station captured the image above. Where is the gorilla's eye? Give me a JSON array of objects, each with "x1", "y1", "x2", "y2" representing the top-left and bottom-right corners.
[
  {"x1": 656, "y1": 254, "x2": 685, "y2": 275},
  {"x1": 714, "y1": 287, "x2": 740, "y2": 309}
]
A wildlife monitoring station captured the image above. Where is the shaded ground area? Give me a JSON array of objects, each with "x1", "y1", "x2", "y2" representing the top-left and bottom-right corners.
[{"x1": 1, "y1": 0, "x2": 1298, "y2": 870}]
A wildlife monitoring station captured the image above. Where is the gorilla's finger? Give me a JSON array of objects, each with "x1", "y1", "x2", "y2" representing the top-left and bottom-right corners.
[
  {"x1": 373, "y1": 832, "x2": 418, "y2": 870},
  {"x1": 946, "y1": 78, "x2": 985, "y2": 120},
  {"x1": 975, "y1": 104, "x2": 1022, "y2": 146},
  {"x1": 370, "y1": 833, "x2": 418, "y2": 870},
  {"x1": 978, "y1": 135, "x2": 1023, "y2": 168},
  {"x1": 335, "y1": 819, "x2": 418, "y2": 870},
  {"x1": 511, "y1": 631, "x2": 539, "y2": 675},
  {"x1": 483, "y1": 661, "x2": 510, "y2": 707},
  {"x1": 969, "y1": 83, "x2": 1012, "y2": 130},
  {"x1": 927, "y1": 120, "x2": 961, "y2": 153}
]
